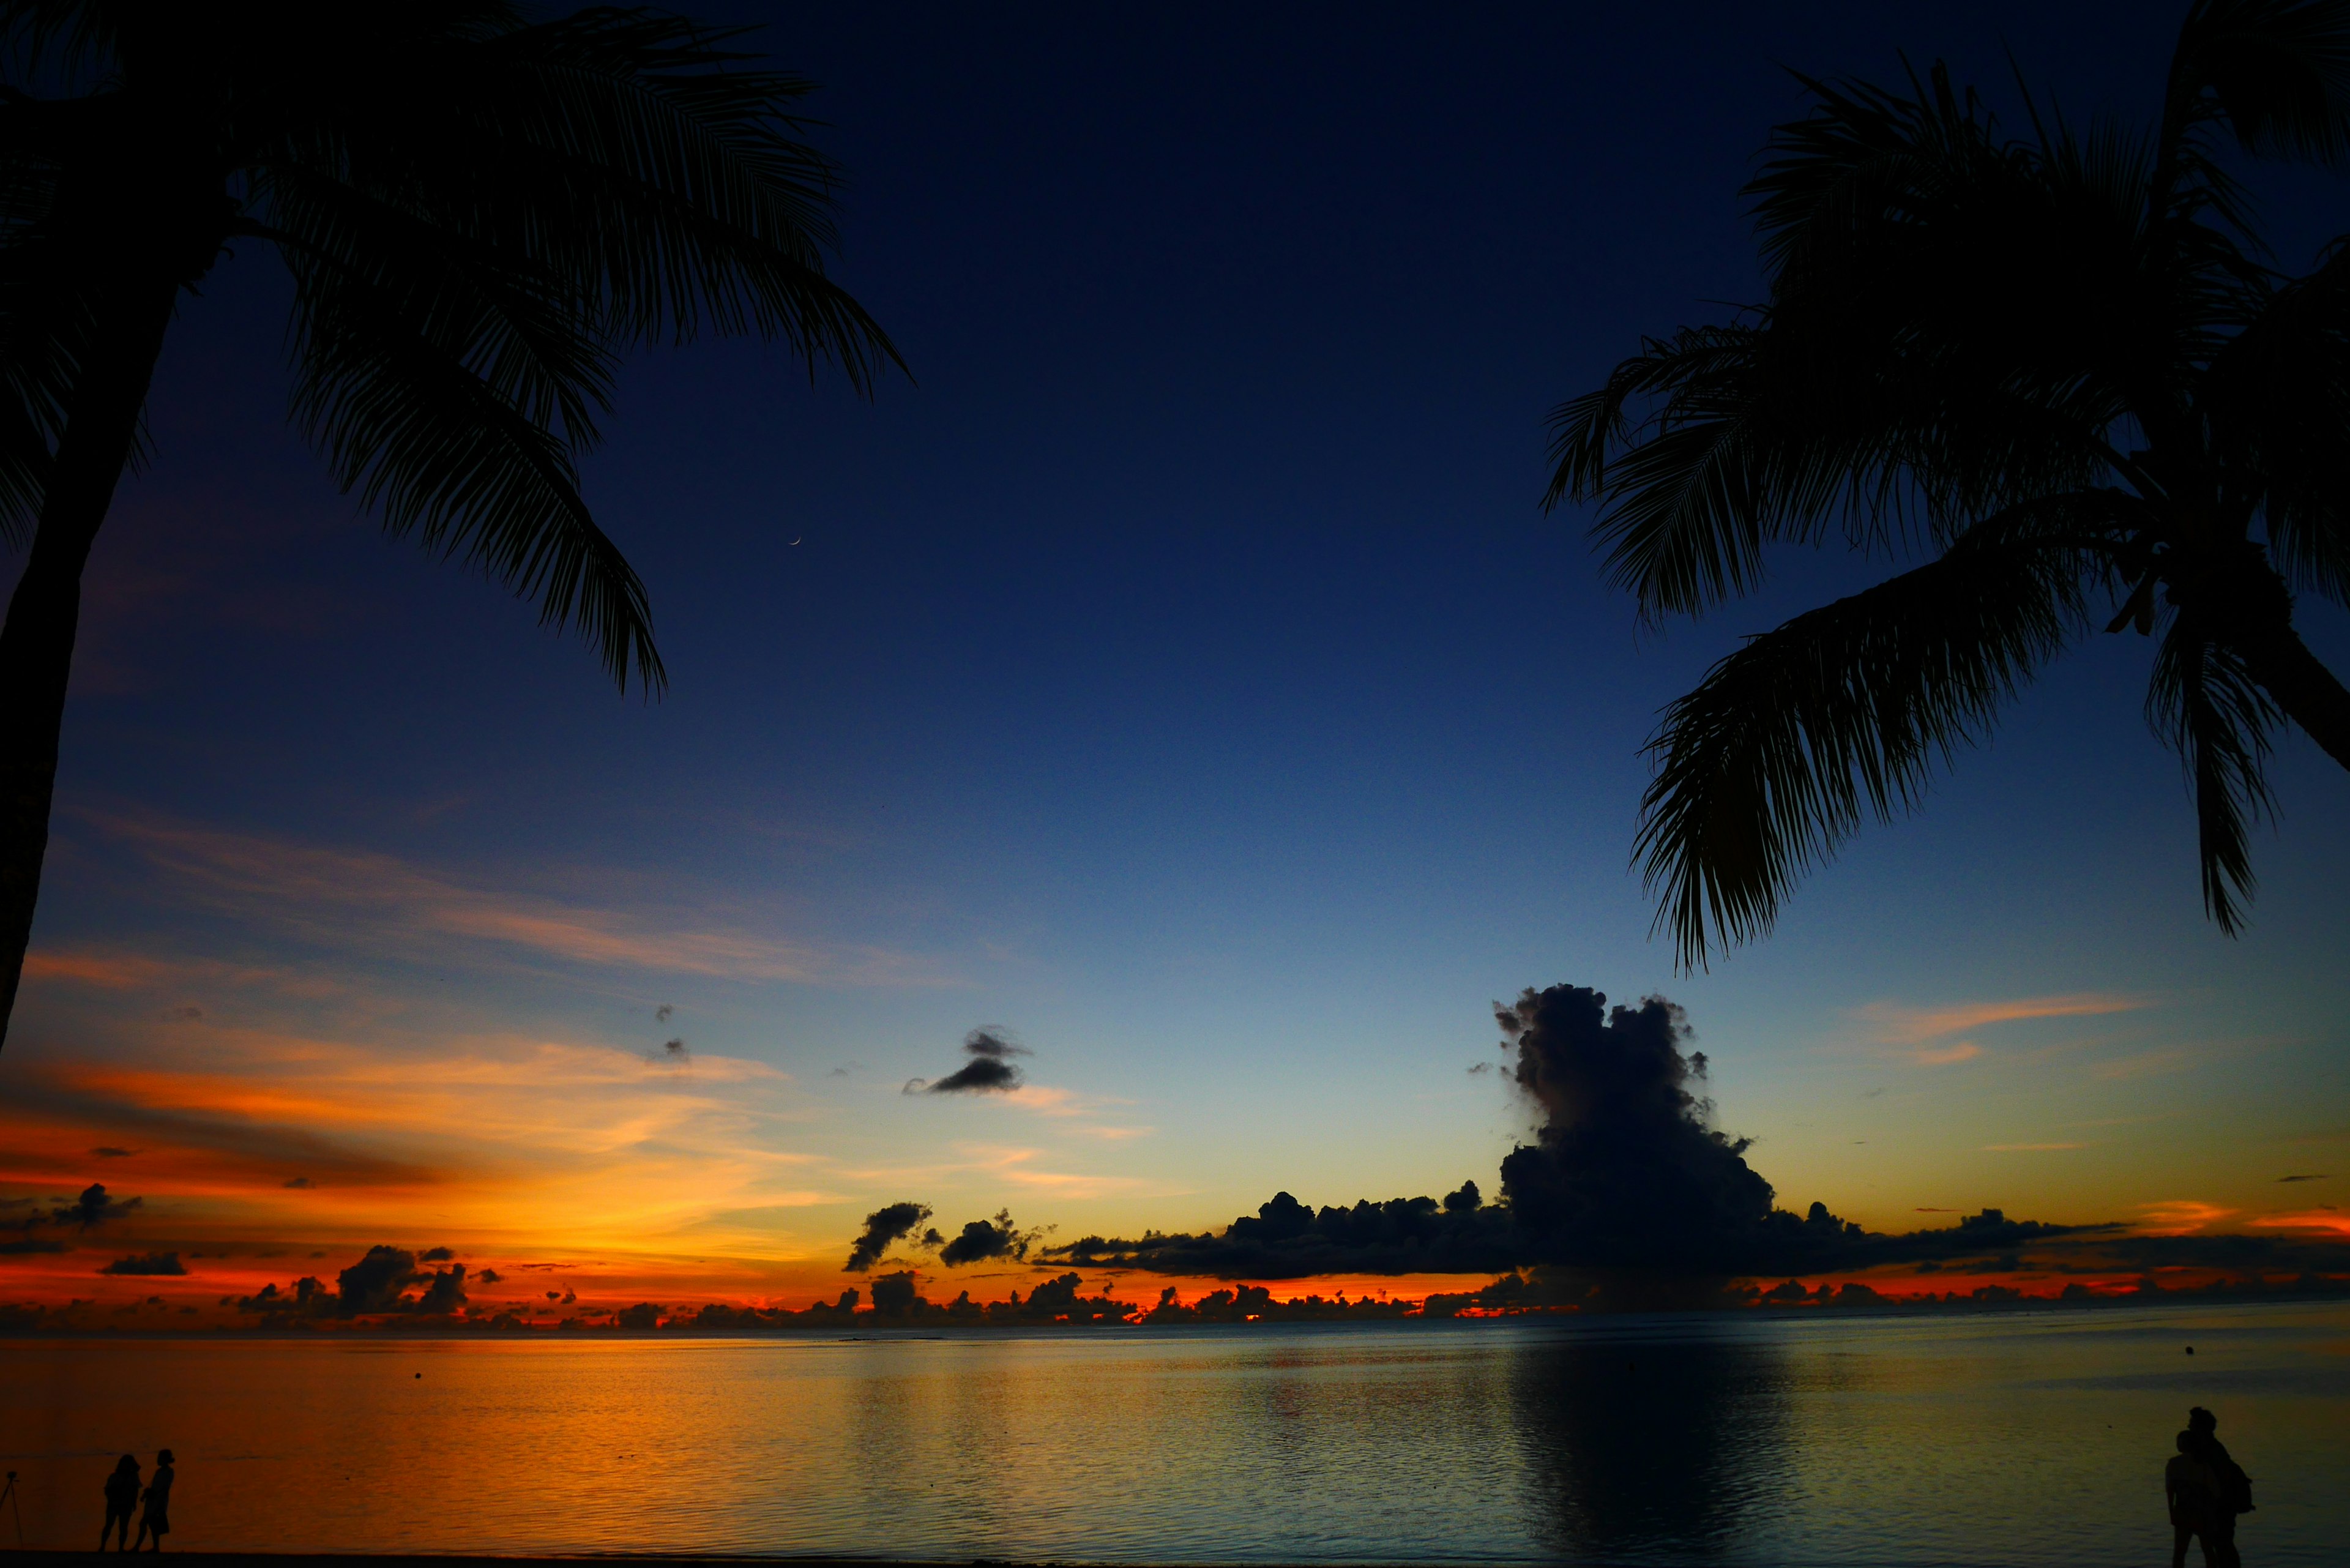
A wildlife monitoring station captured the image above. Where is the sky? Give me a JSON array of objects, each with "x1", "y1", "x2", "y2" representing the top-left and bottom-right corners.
[{"x1": 3, "y1": 1, "x2": 2348, "y2": 1321}]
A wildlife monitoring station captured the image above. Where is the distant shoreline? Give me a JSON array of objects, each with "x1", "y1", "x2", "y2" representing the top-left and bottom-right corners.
[{"x1": 2, "y1": 1289, "x2": 2345, "y2": 1340}]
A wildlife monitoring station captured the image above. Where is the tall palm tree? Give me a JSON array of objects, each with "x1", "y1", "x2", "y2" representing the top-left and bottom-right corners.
[
  {"x1": 1550, "y1": 0, "x2": 2350, "y2": 968},
  {"x1": 0, "y1": 2, "x2": 900, "y2": 1048}
]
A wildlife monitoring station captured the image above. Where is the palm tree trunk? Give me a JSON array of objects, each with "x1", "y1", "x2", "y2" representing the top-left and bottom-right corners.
[
  {"x1": 2232, "y1": 616, "x2": 2350, "y2": 774},
  {"x1": 0, "y1": 274, "x2": 181, "y2": 1053}
]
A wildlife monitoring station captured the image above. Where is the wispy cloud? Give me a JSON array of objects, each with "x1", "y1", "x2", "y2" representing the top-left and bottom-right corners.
[
  {"x1": 1856, "y1": 993, "x2": 2148, "y2": 1043},
  {"x1": 2139, "y1": 1200, "x2": 2237, "y2": 1234},
  {"x1": 2251, "y1": 1208, "x2": 2350, "y2": 1237},
  {"x1": 1850, "y1": 992, "x2": 2149, "y2": 1068},
  {"x1": 957, "y1": 1145, "x2": 1168, "y2": 1200},
  {"x1": 78, "y1": 812, "x2": 948, "y2": 988}
]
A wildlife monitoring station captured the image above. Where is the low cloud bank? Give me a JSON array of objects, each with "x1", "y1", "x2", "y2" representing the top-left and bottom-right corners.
[
  {"x1": 1047, "y1": 984, "x2": 2130, "y2": 1288},
  {"x1": 228, "y1": 1245, "x2": 468, "y2": 1318}
]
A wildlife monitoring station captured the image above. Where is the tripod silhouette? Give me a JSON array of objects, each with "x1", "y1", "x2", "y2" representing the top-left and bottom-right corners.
[{"x1": 1, "y1": 1469, "x2": 23, "y2": 1546}]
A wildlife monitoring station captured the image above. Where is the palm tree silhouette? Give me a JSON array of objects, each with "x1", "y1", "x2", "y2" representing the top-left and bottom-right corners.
[
  {"x1": 0, "y1": 3, "x2": 900, "y2": 1047},
  {"x1": 1550, "y1": 0, "x2": 2350, "y2": 968}
]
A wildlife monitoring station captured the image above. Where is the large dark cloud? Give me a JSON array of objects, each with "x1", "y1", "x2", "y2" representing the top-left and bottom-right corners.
[
  {"x1": 906, "y1": 1029, "x2": 1031, "y2": 1095},
  {"x1": 845, "y1": 1201, "x2": 933, "y2": 1271},
  {"x1": 337, "y1": 1245, "x2": 427, "y2": 1312},
  {"x1": 229, "y1": 1247, "x2": 467, "y2": 1316},
  {"x1": 939, "y1": 1209, "x2": 1038, "y2": 1266},
  {"x1": 56, "y1": 1183, "x2": 141, "y2": 1229},
  {"x1": 100, "y1": 1251, "x2": 185, "y2": 1276},
  {"x1": 1047, "y1": 984, "x2": 2158, "y2": 1289}
]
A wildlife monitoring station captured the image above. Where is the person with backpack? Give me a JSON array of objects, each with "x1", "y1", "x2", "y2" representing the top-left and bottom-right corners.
[{"x1": 2182, "y1": 1407, "x2": 2253, "y2": 1568}]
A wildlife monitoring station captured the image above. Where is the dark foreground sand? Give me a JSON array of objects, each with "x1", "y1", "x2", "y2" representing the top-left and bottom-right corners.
[
  {"x1": 1, "y1": 1556, "x2": 1101, "y2": 1568},
  {"x1": 2, "y1": 1557, "x2": 1042, "y2": 1568}
]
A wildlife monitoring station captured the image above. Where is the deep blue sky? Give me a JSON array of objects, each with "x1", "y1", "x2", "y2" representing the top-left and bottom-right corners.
[{"x1": 8, "y1": 2, "x2": 2348, "y2": 1286}]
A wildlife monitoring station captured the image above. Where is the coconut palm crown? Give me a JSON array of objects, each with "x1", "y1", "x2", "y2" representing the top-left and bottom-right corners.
[
  {"x1": 0, "y1": 1, "x2": 901, "y2": 1048},
  {"x1": 1549, "y1": 0, "x2": 2350, "y2": 968}
]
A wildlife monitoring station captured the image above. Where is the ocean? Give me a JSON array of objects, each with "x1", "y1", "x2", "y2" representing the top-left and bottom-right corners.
[{"x1": 3, "y1": 1299, "x2": 2345, "y2": 1564}]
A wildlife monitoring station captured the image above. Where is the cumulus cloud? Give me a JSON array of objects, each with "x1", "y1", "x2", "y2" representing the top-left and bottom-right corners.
[
  {"x1": 1050, "y1": 984, "x2": 2120, "y2": 1289},
  {"x1": 418, "y1": 1246, "x2": 455, "y2": 1261},
  {"x1": 845, "y1": 1201, "x2": 933, "y2": 1272},
  {"x1": 938, "y1": 1209, "x2": 1041, "y2": 1266},
  {"x1": 906, "y1": 1029, "x2": 1031, "y2": 1095},
  {"x1": 54, "y1": 1183, "x2": 142, "y2": 1229},
  {"x1": 414, "y1": 1263, "x2": 468, "y2": 1315},
  {"x1": 100, "y1": 1252, "x2": 186, "y2": 1276}
]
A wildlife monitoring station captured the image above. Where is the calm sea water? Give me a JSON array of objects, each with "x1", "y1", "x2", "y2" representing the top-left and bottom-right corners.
[{"x1": 2, "y1": 1301, "x2": 2345, "y2": 1564}]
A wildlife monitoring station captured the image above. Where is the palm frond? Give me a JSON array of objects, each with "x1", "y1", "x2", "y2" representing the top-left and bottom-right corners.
[
  {"x1": 2164, "y1": 0, "x2": 2350, "y2": 170},
  {"x1": 2147, "y1": 618, "x2": 2279, "y2": 930},
  {"x1": 207, "y1": 2, "x2": 903, "y2": 689},
  {"x1": 1635, "y1": 500, "x2": 2117, "y2": 967},
  {"x1": 286, "y1": 247, "x2": 661, "y2": 694},
  {"x1": 2207, "y1": 233, "x2": 2350, "y2": 604}
]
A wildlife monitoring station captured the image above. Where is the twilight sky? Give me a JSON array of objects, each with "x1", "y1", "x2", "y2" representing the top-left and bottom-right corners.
[{"x1": 3, "y1": 1, "x2": 2346, "y2": 1316}]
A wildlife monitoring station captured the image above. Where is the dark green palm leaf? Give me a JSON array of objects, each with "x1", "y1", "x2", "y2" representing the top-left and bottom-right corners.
[{"x1": 1636, "y1": 502, "x2": 2117, "y2": 968}]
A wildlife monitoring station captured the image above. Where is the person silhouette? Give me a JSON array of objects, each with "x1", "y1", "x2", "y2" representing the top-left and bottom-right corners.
[
  {"x1": 2183, "y1": 1408, "x2": 2251, "y2": 1568},
  {"x1": 130, "y1": 1450, "x2": 172, "y2": 1552},
  {"x1": 100, "y1": 1455, "x2": 140, "y2": 1551},
  {"x1": 2166, "y1": 1431, "x2": 2228, "y2": 1568}
]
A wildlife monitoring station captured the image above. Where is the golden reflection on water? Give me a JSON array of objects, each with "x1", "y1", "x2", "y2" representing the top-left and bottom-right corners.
[{"x1": 1, "y1": 1304, "x2": 2346, "y2": 1564}]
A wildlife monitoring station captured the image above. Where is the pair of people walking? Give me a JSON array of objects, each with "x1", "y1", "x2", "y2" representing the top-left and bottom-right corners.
[
  {"x1": 2165, "y1": 1407, "x2": 2252, "y2": 1568},
  {"x1": 99, "y1": 1450, "x2": 172, "y2": 1552}
]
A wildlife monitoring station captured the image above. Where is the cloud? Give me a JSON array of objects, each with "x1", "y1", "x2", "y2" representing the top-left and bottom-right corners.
[
  {"x1": 2278, "y1": 1174, "x2": 2331, "y2": 1184},
  {"x1": 337, "y1": 1245, "x2": 427, "y2": 1312},
  {"x1": 907, "y1": 1029, "x2": 1031, "y2": 1095},
  {"x1": 2251, "y1": 1208, "x2": 2350, "y2": 1237},
  {"x1": 90, "y1": 1146, "x2": 137, "y2": 1159},
  {"x1": 2139, "y1": 1201, "x2": 2236, "y2": 1234},
  {"x1": 1853, "y1": 993, "x2": 2149, "y2": 1045},
  {"x1": 414, "y1": 1263, "x2": 468, "y2": 1314},
  {"x1": 477, "y1": 1269, "x2": 502, "y2": 1284},
  {"x1": 938, "y1": 1209, "x2": 1040, "y2": 1266},
  {"x1": 650, "y1": 1038, "x2": 690, "y2": 1066},
  {"x1": 228, "y1": 1247, "x2": 468, "y2": 1316},
  {"x1": 100, "y1": 1252, "x2": 186, "y2": 1276},
  {"x1": 844, "y1": 1201, "x2": 933, "y2": 1272},
  {"x1": 0, "y1": 1238, "x2": 66, "y2": 1255},
  {"x1": 283, "y1": 1176, "x2": 315, "y2": 1189},
  {"x1": 418, "y1": 1247, "x2": 455, "y2": 1262},
  {"x1": 1912, "y1": 1042, "x2": 1981, "y2": 1066},
  {"x1": 80, "y1": 811, "x2": 946, "y2": 987},
  {"x1": 55, "y1": 1183, "x2": 142, "y2": 1230},
  {"x1": 1051, "y1": 985, "x2": 2110, "y2": 1287}
]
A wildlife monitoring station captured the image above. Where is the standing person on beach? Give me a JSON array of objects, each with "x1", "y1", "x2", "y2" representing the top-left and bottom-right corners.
[
  {"x1": 130, "y1": 1450, "x2": 172, "y2": 1552},
  {"x1": 99, "y1": 1455, "x2": 138, "y2": 1551},
  {"x1": 2168, "y1": 1432, "x2": 2229, "y2": 1568},
  {"x1": 2184, "y1": 1408, "x2": 2254, "y2": 1567}
]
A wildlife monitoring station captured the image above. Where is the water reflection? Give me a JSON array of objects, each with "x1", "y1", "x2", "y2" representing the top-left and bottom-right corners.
[{"x1": 1513, "y1": 1327, "x2": 1794, "y2": 1558}]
